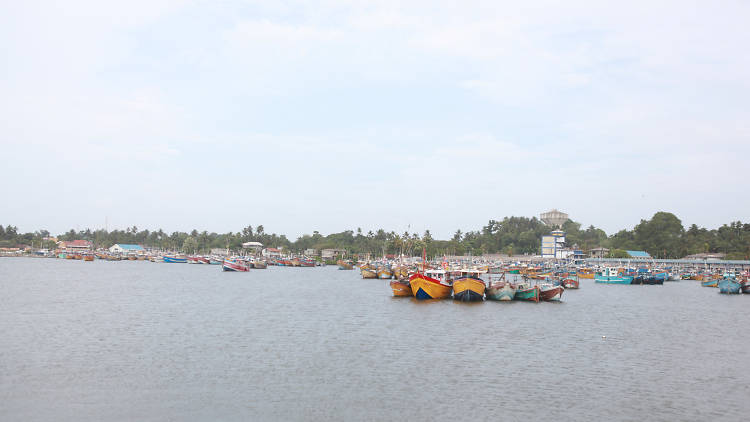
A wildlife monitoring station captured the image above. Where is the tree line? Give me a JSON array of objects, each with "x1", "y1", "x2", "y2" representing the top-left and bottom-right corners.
[{"x1": 1, "y1": 212, "x2": 748, "y2": 259}]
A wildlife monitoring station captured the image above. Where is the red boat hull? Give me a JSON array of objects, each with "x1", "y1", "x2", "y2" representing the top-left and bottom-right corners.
[
  {"x1": 222, "y1": 259, "x2": 250, "y2": 272},
  {"x1": 540, "y1": 285, "x2": 564, "y2": 301}
]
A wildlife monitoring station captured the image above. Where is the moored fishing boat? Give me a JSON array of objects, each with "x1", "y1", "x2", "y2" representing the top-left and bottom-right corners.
[
  {"x1": 641, "y1": 270, "x2": 667, "y2": 285},
  {"x1": 562, "y1": 277, "x2": 579, "y2": 289},
  {"x1": 701, "y1": 279, "x2": 719, "y2": 288},
  {"x1": 452, "y1": 270, "x2": 486, "y2": 302},
  {"x1": 377, "y1": 267, "x2": 393, "y2": 279},
  {"x1": 718, "y1": 277, "x2": 741, "y2": 294},
  {"x1": 253, "y1": 260, "x2": 268, "y2": 269},
  {"x1": 164, "y1": 255, "x2": 187, "y2": 263},
  {"x1": 741, "y1": 280, "x2": 750, "y2": 294},
  {"x1": 361, "y1": 264, "x2": 378, "y2": 279},
  {"x1": 82, "y1": 253, "x2": 94, "y2": 261},
  {"x1": 539, "y1": 283, "x2": 564, "y2": 301},
  {"x1": 187, "y1": 256, "x2": 203, "y2": 264},
  {"x1": 409, "y1": 270, "x2": 452, "y2": 300},
  {"x1": 485, "y1": 280, "x2": 516, "y2": 301},
  {"x1": 595, "y1": 267, "x2": 634, "y2": 284},
  {"x1": 577, "y1": 268, "x2": 595, "y2": 279},
  {"x1": 299, "y1": 258, "x2": 316, "y2": 267},
  {"x1": 514, "y1": 282, "x2": 540, "y2": 302},
  {"x1": 337, "y1": 260, "x2": 354, "y2": 270},
  {"x1": 392, "y1": 266, "x2": 409, "y2": 280},
  {"x1": 222, "y1": 258, "x2": 251, "y2": 272},
  {"x1": 389, "y1": 279, "x2": 412, "y2": 297}
]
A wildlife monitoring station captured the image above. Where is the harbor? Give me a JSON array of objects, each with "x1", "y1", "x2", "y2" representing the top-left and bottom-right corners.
[{"x1": 5, "y1": 246, "x2": 749, "y2": 299}]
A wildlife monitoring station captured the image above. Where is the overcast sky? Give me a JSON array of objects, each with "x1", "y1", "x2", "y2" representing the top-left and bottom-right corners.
[{"x1": 2, "y1": 1, "x2": 748, "y2": 239}]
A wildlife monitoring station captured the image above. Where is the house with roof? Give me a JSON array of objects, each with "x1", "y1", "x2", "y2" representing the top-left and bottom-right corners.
[
  {"x1": 262, "y1": 247, "x2": 282, "y2": 258},
  {"x1": 589, "y1": 247, "x2": 610, "y2": 258},
  {"x1": 58, "y1": 240, "x2": 92, "y2": 250},
  {"x1": 109, "y1": 244, "x2": 145, "y2": 254},
  {"x1": 242, "y1": 241, "x2": 264, "y2": 252}
]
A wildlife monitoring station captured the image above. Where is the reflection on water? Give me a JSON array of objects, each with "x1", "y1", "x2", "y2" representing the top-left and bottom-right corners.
[{"x1": 1, "y1": 258, "x2": 748, "y2": 421}]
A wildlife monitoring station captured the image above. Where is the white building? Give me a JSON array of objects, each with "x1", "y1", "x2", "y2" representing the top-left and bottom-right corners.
[
  {"x1": 109, "y1": 244, "x2": 144, "y2": 254},
  {"x1": 262, "y1": 247, "x2": 282, "y2": 258},
  {"x1": 541, "y1": 230, "x2": 566, "y2": 258}
]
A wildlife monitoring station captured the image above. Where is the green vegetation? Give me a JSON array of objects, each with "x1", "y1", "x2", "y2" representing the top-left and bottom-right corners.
[{"x1": 1, "y1": 212, "x2": 748, "y2": 259}]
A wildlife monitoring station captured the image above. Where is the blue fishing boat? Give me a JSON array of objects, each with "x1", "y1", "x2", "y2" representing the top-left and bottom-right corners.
[
  {"x1": 163, "y1": 255, "x2": 187, "y2": 263},
  {"x1": 718, "y1": 277, "x2": 741, "y2": 294},
  {"x1": 594, "y1": 268, "x2": 634, "y2": 284},
  {"x1": 701, "y1": 278, "x2": 719, "y2": 288}
]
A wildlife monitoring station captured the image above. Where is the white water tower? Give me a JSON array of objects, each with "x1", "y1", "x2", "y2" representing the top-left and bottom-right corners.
[{"x1": 540, "y1": 209, "x2": 568, "y2": 228}]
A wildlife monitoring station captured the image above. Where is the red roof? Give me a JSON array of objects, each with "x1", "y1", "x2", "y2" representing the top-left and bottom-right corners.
[{"x1": 267, "y1": 248, "x2": 280, "y2": 252}]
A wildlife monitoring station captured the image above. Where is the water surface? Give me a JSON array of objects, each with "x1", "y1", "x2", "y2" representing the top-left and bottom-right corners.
[{"x1": 1, "y1": 258, "x2": 748, "y2": 421}]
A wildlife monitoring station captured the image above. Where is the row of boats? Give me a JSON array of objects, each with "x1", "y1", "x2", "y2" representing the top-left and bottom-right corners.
[
  {"x1": 390, "y1": 269, "x2": 574, "y2": 302},
  {"x1": 594, "y1": 267, "x2": 750, "y2": 294},
  {"x1": 57, "y1": 251, "x2": 323, "y2": 271},
  {"x1": 700, "y1": 275, "x2": 750, "y2": 294},
  {"x1": 336, "y1": 259, "x2": 575, "y2": 302}
]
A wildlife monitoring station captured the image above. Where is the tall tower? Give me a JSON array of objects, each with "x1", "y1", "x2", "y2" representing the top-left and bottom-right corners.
[
  {"x1": 540, "y1": 209, "x2": 569, "y2": 259},
  {"x1": 540, "y1": 209, "x2": 568, "y2": 228}
]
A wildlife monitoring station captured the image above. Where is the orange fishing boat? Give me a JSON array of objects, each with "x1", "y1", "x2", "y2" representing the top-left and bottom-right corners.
[{"x1": 389, "y1": 280, "x2": 412, "y2": 297}]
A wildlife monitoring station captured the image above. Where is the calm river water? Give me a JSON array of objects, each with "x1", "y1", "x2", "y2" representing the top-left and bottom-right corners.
[{"x1": 1, "y1": 257, "x2": 748, "y2": 421}]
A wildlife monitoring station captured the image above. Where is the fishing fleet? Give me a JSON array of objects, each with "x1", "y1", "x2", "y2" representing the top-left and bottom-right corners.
[{"x1": 31, "y1": 249, "x2": 750, "y2": 298}]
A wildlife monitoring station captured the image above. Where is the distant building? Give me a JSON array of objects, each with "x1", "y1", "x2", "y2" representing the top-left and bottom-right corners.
[
  {"x1": 262, "y1": 247, "x2": 282, "y2": 258},
  {"x1": 109, "y1": 244, "x2": 144, "y2": 254},
  {"x1": 626, "y1": 250, "x2": 651, "y2": 259},
  {"x1": 321, "y1": 248, "x2": 346, "y2": 259},
  {"x1": 540, "y1": 209, "x2": 569, "y2": 228},
  {"x1": 242, "y1": 241, "x2": 263, "y2": 252},
  {"x1": 58, "y1": 240, "x2": 92, "y2": 250},
  {"x1": 210, "y1": 248, "x2": 229, "y2": 256},
  {"x1": 589, "y1": 247, "x2": 610, "y2": 258},
  {"x1": 541, "y1": 231, "x2": 566, "y2": 258},
  {"x1": 304, "y1": 248, "x2": 319, "y2": 256}
]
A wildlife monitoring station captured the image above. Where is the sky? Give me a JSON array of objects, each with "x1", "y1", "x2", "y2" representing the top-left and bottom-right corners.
[{"x1": 1, "y1": 0, "x2": 748, "y2": 240}]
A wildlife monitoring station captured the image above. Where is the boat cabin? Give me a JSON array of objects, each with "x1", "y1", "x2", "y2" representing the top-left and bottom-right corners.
[
  {"x1": 459, "y1": 269, "x2": 487, "y2": 280},
  {"x1": 599, "y1": 267, "x2": 621, "y2": 277},
  {"x1": 425, "y1": 269, "x2": 451, "y2": 285}
]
